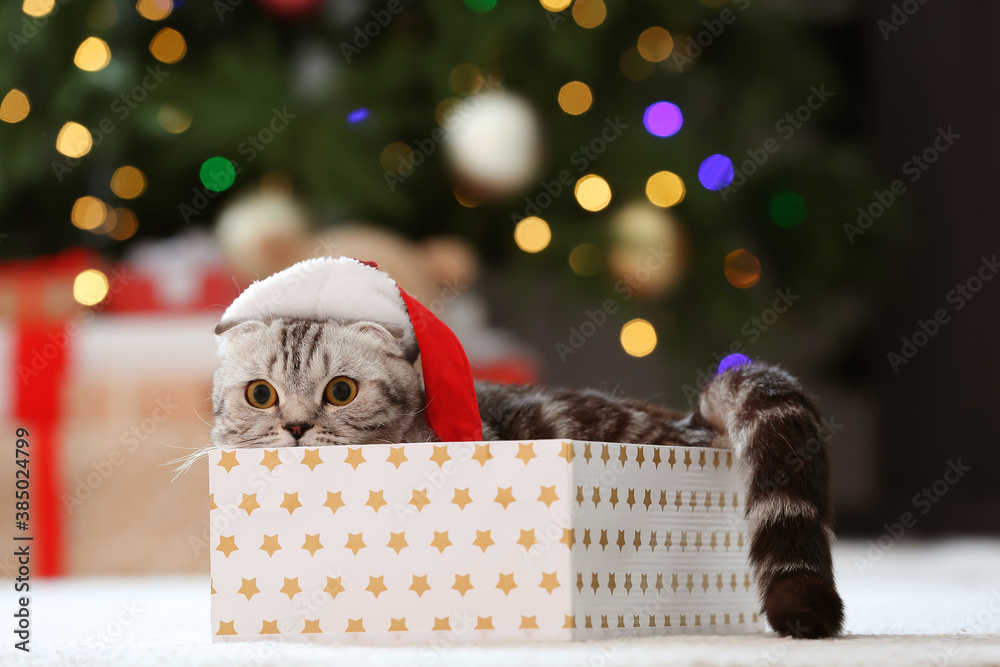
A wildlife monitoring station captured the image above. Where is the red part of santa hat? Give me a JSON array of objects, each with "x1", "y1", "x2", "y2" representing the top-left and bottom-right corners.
[{"x1": 218, "y1": 256, "x2": 483, "y2": 442}]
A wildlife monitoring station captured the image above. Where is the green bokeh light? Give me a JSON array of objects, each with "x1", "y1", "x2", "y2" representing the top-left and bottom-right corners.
[
  {"x1": 464, "y1": 0, "x2": 497, "y2": 13},
  {"x1": 769, "y1": 191, "x2": 807, "y2": 228},
  {"x1": 200, "y1": 156, "x2": 236, "y2": 192}
]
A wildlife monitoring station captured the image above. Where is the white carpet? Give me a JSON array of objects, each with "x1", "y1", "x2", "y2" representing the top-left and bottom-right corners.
[{"x1": 7, "y1": 539, "x2": 1000, "y2": 666}]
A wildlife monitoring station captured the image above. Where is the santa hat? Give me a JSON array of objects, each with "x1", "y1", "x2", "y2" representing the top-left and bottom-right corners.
[{"x1": 217, "y1": 256, "x2": 483, "y2": 442}]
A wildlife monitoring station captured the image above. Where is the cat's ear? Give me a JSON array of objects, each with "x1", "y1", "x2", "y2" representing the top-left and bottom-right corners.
[
  {"x1": 214, "y1": 319, "x2": 268, "y2": 338},
  {"x1": 348, "y1": 321, "x2": 408, "y2": 358}
]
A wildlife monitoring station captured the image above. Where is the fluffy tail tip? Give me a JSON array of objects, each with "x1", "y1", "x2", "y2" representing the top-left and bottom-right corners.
[{"x1": 764, "y1": 573, "x2": 845, "y2": 639}]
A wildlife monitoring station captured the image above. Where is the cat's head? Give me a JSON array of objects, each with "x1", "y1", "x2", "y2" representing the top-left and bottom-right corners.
[{"x1": 211, "y1": 318, "x2": 426, "y2": 448}]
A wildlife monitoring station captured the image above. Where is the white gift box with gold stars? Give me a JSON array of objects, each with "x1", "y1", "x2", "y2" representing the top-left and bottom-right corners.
[{"x1": 209, "y1": 440, "x2": 762, "y2": 642}]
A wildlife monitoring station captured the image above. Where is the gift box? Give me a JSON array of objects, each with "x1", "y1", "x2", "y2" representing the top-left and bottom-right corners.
[{"x1": 208, "y1": 439, "x2": 762, "y2": 642}]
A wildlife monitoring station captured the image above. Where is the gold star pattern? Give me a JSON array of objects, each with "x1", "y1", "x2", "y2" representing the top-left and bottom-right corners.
[
  {"x1": 210, "y1": 580, "x2": 216, "y2": 595},
  {"x1": 345, "y1": 618, "x2": 365, "y2": 633},
  {"x1": 366, "y1": 575, "x2": 387, "y2": 598},
  {"x1": 561, "y1": 528, "x2": 575, "y2": 548},
  {"x1": 515, "y1": 442, "x2": 537, "y2": 465},
  {"x1": 302, "y1": 533, "x2": 323, "y2": 556},
  {"x1": 451, "y1": 488, "x2": 473, "y2": 510},
  {"x1": 260, "y1": 449, "x2": 281, "y2": 472},
  {"x1": 217, "y1": 620, "x2": 236, "y2": 636},
  {"x1": 301, "y1": 448, "x2": 323, "y2": 471},
  {"x1": 345, "y1": 532, "x2": 366, "y2": 555},
  {"x1": 494, "y1": 486, "x2": 516, "y2": 509},
  {"x1": 476, "y1": 616, "x2": 494, "y2": 630},
  {"x1": 539, "y1": 571, "x2": 561, "y2": 594},
  {"x1": 409, "y1": 488, "x2": 431, "y2": 511},
  {"x1": 387, "y1": 531, "x2": 409, "y2": 554},
  {"x1": 473, "y1": 529, "x2": 494, "y2": 552},
  {"x1": 260, "y1": 534, "x2": 281, "y2": 557},
  {"x1": 517, "y1": 529, "x2": 537, "y2": 552},
  {"x1": 520, "y1": 616, "x2": 538, "y2": 629},
  {"x1": 366, "y1": 489, "x2": 387, "y2": 513},
  {"x1": 496, "y1": 572, "x2": 517, "y2": 596},
  {"x1": 430, "y1": 530, "x2": 452, "y2": 553},
  {"x1": 238, "y1": 578, "x2": 260, "y2": 600},
  {"x1": 209, "y1": 494, "x2": 217, "y2": 510},
  {"x1": 433, "y1": 617, "x2": 451, "y2": 631},
  {"x1": 260, "y1": 620, "x2": 279, "y2": 635},
  {"x1": 389, "y1": 618, "x2": 408, "y2": 632},
  {"x1": 323, "y1": 491, "x2": 345, "y2": 514},
  {"x1": 280, "y1": 577, "x2": 301, "y2": 599},
  {"x1": 280, "y1": 492, "x2": 302, "y2": 515},
  {"x1": 559, "y1": 441, "x2": 574, "y2": 462},
  {"x1": 471, "y1": 443, "x2": 493, "y2": 466},
  {"x1": 409, "y1": 574, "x2": 431, "y2": 597},
  {"x1": 238, "y1": 492, "x2": 260, "y2": 516},
  {"x1": 303, "y1": 619, "x2": 322, "y2": 634},
  {"x1": 216, "y1": 535, "x2": 238, "y2": 558},
  {"x1": 452, "y1": 573, "x2": 474, "y2": 596},
  {"x1": 386, "y1": 446, "x2": 408, "y2": 469},
  {"x1": 538, "y1": 485, "x2": 559, "y2": 508},
  {"x1": 324, "y1": 576, "x2": 345, "y2": 599},
  {"x1": 563, "y1": 615, "x2": 576, "y2": 629},
  {"x1": 430, "y1": 444, "x2": 451, "y2": 467},
  {"x1": 344, "y1": 447, "x2": 365, "y2": 470},
  {"x1": 217, "y1": 450, "x2": 239, "y2": 473}
]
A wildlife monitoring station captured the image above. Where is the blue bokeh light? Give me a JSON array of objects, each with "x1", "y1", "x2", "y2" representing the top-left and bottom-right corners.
[
  {"x1": 698, "y1": 154, "x2": 735, "y2": 190},
  {"x1": 347, "y1": 108, "x2": 369, "y2": 124},
  {"x1": 642, "y1": 102, "x2": 683, "y2": 137}
]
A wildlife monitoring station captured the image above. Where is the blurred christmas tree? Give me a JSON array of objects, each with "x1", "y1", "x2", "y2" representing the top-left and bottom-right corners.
[{"x1": 0, "y1": 0, "x2": 893, "y2": 369}]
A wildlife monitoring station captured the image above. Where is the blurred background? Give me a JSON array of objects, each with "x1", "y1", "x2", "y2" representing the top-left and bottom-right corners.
[{"x1": 0, "y1": 0, "x2": 997, "y2": 578}]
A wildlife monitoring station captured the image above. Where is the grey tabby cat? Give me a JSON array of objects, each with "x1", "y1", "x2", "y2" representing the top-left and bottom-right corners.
[{"x1": 210, "y1": 258, "x2": 844, "y2": 638}]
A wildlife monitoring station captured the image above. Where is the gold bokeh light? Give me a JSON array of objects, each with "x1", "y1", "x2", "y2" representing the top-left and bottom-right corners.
[
  {"x1": 109, "y1": 208, "x2": 138, "y2": 240},
  {"x1": 449, "y1": 63, "x2": 484, "y2": 96},
  {"x1": 572, "y1": 0, "x2": 606, "y2": 29},
  {"x1": 136, "y1": 0, "x2": 172, "y2": 21},
  {"x1": 574, "y1": 174, "x2": 612, "y2": 212},
  {"x1": 380, "y1": 142, "x2": 413, "y2": 174},
  {"x1": 0, "y1": 89, "x2": 30, "y2": 124},
  {"x1": 514, "y1": 216, "x2": 551, "y2": 253},
  {"x1": 150, "y1": 27, "x2": 186, "y2": 63},
  {"x1": 71, "y1": 196, "x2": 107, "y2": 231},
  {"x1": 74, "y1": 37, "x2": 111, "y2": 72},
  {"x1": 73, "y1": 269, "x2": 110, "y2": 306},
  {"x1": 111, "y1": 166, "x2": 147, "y2": 199},
  {"x1": 620, "y1": 319, "x2": 657, "y2": 357},
  {"x1": 637, "y1": 27, "x2": 673, "y2": 62},
  {"x1": 56, "y1": 122, "x2": 93, "y2": 158},
  {"x1": 645, "y1": 171, "x2": 685, "y2": 208},
  {"x1": 557, "y1": 81, "x2": 593, "y2": 115},
  {"x1": 157, "y1": 103, "x2": 192, "y2": 133},
  {"x1": 569, "y1": 243, "x2": 603, "y2": 277},
  {"x1": 539, "y1": 0, "x2": 571, "y2": 10},
  {"x1": 724, "y1": 249, "x2": 762, "y2": 289},
  {"x1": 22, "y1": 0, "x2": 55, "y2": 18}
]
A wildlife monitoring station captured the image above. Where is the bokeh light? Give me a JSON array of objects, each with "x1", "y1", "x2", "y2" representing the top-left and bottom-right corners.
[
  {"x1": 645, "y1": 171, "x2": 685, "y2": 208},
  {"x1": 0, "y1": 89, "x2": 30, "y2": 124},
  {"x1": 56, "y1": 122, "x2": 93, "y2": 158},
  {"x1": 111, "y1": 166, "x2": 147, "y2": 199},
  {"x1": 557, "y1": 81, "x2": 593, "y2": 115},
  {"x1": 135, "y1": 0, "x2": 172, "y2": 21},
  {"x1": 698, "y1": 154, "x2": 734, "y2": 190},
  {"x1": 464, "y1": 0, "x2": 496, "y2": 12},
  {"x1": 454, "y1": 186, "x2": 482, "y2": 208},
  {"x1": 74, "y1": 37, "x2": 111, "y2": 72},
  {"x1": 769, "y1": 191, "x2": 807, "y2": 228},
  {"x1": 643, "y1": 102, "x2": 683, "y2": 137},
  {"x1": 70, "y1": 196, "x2": 107, "y2": 230},
  {"x1": 347, "y1": 108, "x2": 369, "y2": 124},
  {"x1": 22, "y1": 0, "x2": 55, "y2": 17},
  {"x1": 157, "y1": 103, "x2": 192, "y2": 133},
  {"x1": 149, "y1": 27, "x2": 186, "y2": 63},
  {"x1": 724, "y1": 249, "x2": 762, "y2": 288},
  {"x1": 569, "y1": 243, "x2": 604, "y2": 277},
  {"x1": 572, "y1": 0, "x2": 606, "y2": 28},
  {"x1": 514, "y1": 216, "x2": 551, "y2": 253},
  {"x1": 620, "y1": 319, "x2": 657, "y2": 357},
  {"x1": 449, "y1": 63, "x2": 484, "y2": 95},
  {"x1": 73, "y1": 269, "x2": 110, "y2": 306},
  {"x1": 200, "y1": 157, "x2": 236, "y2": 192},
  {"x1": 435, "y1": 98, "x2": 460, "y2": 126},
  {"x1": 637, "y1": 27, "x2": 673, "y2": 62},
  {"x1": 380, "y1": 142, "x2": 413, "y2": 174},
  {"x1": 87, "y1": 0, "x2": 119, "y2": 29},
  {"x1": 574, "y1": 174, "x2": 612, "y2": 212},
  {"x1": 539, "y1": 0, "x2": 571, "y2": 9},
  {"x1": 619, "y1": 47, "x2": 654, "y2": 81},
  {"x1": 109, "y1": 208, "x2": 138, "y2": 240}
]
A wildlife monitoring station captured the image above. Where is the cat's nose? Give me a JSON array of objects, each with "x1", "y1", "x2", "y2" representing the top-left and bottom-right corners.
[{"x1": 283, "y1": 422, "x2": 313, "y2": 440}]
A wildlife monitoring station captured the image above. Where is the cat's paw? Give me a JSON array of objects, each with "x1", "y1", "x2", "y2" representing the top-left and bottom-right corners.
[{"x1": 764, "y1": 573, "x2": 845, "y2": 638}]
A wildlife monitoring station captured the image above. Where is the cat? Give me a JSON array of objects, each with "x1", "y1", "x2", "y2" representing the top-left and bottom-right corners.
[{"x1": 210, "y1": 316, "x2": 844, "y2": 638}]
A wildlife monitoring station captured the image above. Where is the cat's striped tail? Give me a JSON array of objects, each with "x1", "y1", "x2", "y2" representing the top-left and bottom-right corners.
[{"x1": 695, "y1": 362, "x2": 844, "y2": 638}]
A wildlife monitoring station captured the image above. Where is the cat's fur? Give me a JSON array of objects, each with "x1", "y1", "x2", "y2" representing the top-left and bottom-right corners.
[{"x1": 211, "y1": 317, "x2": 844, "y2": 638}]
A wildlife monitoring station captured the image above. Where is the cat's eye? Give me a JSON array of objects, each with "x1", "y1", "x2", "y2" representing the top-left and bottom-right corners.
[
  {"x1": 246, "y1": 380, "x2": 278, "y2": 409},
  {"x1": 324, "y1": 377, "x2": 358, "y2": 406}
]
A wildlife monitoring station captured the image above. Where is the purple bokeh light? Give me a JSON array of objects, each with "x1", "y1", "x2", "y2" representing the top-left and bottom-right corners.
[
  {"x1": 642, "y1": 102, "x2": 683, "y2": 137},
  {"x1": 698, "y1": 154, "x2": 735, "y2": 190},
  {"x1": 347, "y1": 108, "x2": 369, "y2": 124},
  {"x1": 717, "y1": 353, "x2": 752, "y2": 375}
]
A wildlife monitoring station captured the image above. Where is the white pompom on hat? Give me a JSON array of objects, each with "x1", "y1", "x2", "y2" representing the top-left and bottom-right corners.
[{"x1": 217, "y1": 256, "x2": 483, "y2": 442}]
